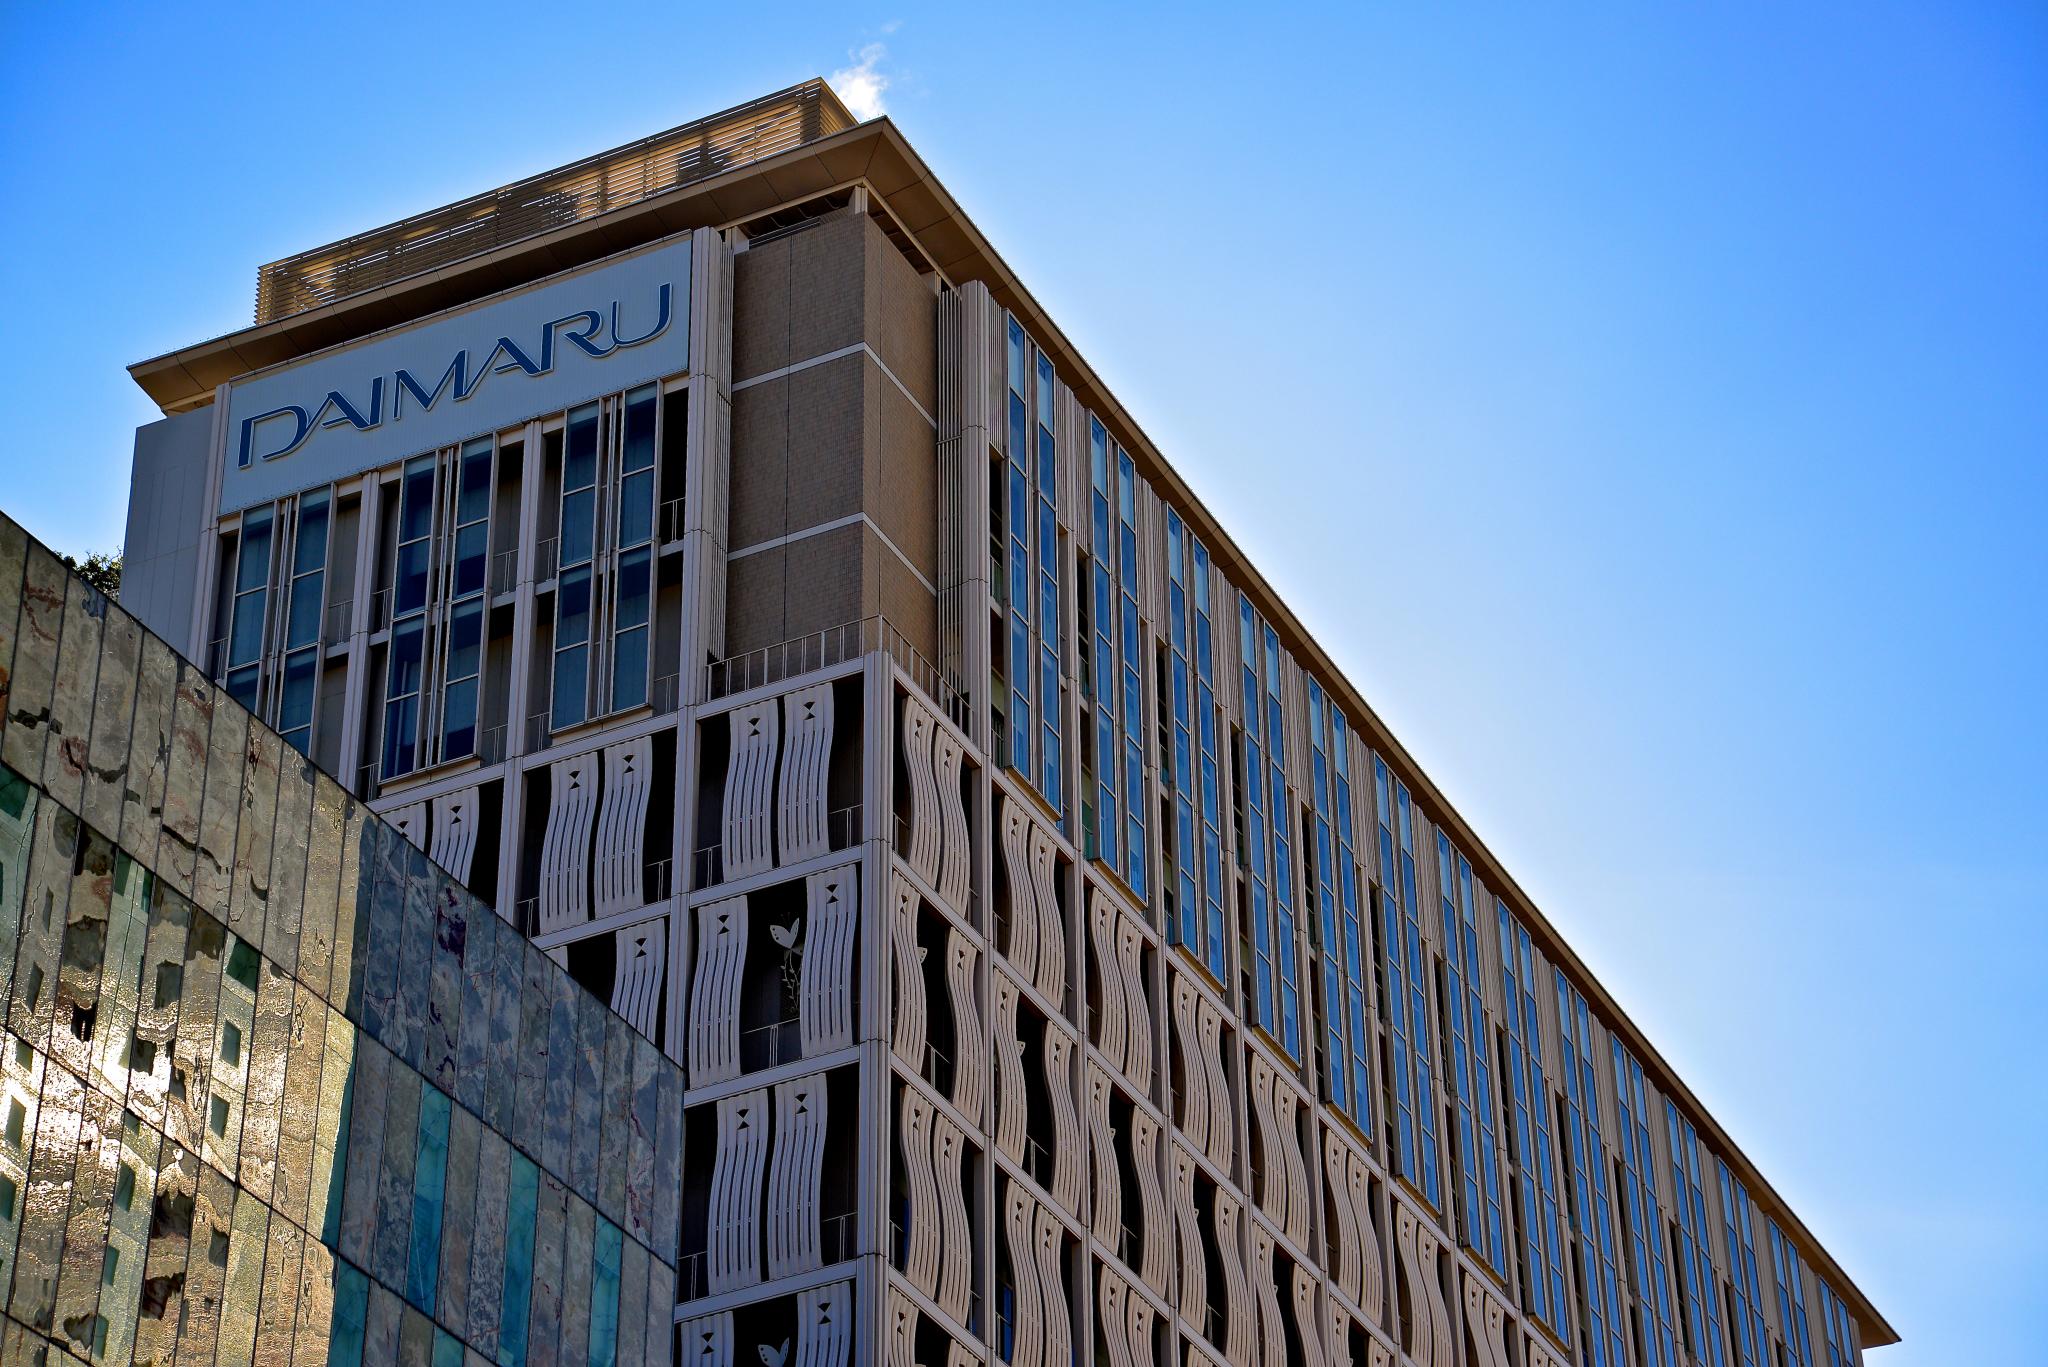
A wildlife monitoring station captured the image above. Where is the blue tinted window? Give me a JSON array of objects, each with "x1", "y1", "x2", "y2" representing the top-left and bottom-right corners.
[
  {"x1": 501, "y1": 1151, "x2": 540, "y2": 1365},
  {"x1": 407, "y1": 1087, "x2": 451, "y2": 1311}
]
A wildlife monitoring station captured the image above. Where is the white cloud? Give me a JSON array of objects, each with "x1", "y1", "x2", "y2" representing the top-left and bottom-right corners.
[{"x1": 830, "y1": 42, "x2": 891, "y2": 121}]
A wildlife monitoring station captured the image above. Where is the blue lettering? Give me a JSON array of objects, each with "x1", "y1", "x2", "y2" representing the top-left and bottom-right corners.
[
  {"x1": 237, "y1": 276, "x2": 680, "y2": 477},
  {"x1": 549, "y1": 309, "x2": 610, "y2": 360},
  {"x1": 238, "y1": 406, "x2": 312, "y2": 467},
  {"x1": 309, "y1": 377, "x2": 383, "y2": 432},
  {"x1": 611, "y1": 283, "x2": 671, "y2": 348},
  {"x1": 394, "y1": 352, "x2": 466, "y2": 417}
]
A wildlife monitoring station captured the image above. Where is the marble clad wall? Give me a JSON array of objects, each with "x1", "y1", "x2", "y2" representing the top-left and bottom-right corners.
[{"x1": 0, "y1": 510, "x2": 682, "y2": 1366}]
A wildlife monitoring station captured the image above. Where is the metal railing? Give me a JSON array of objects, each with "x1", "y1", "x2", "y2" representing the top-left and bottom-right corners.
[
  {"x1": 516, "y1": 859, "x2": 673, "y2": 936},
  {"x1": 916, "y1": 1040, "x2": 953, "y2": 1095},
  {"x1": 255, "y1": 81, "x2": 856, "y2": 323},
  {"x1": 702, "y1": 614, "x2": 968, "y2": 727},
  {"x1": 1020, "y1": 1135, "x2": 1056, "y2": 1188},
  {"x1": 535, "y1": 537, "x2": 559, "y2": 583},
  {"x1": 658, "y1": 497, "x2": 686, "y2": 545},
  {"x1": 488, "y1": 548, "x2": 519, "y2": 595},
  {"x1": 477, "y1": 723, "x2": 507, "y2": 766},
  {"x1": 678, "y1": 1207, "x2": 858, "y2": 1303},
  {"x1": 323, "y1": 599, "x2": 352, "y2": 646},
  {"x1": 525, "y1": 711, "x2": 552, "y2": 753},
  {"x1": 369, "y1": 588, "x2": 392, "y2": 631},
  {"x1": 652, "y1": 672, "x2": 680, "y2": 715},
  {"x1": 739, "y1": 1015, "x2": 803, "y2": 1071},
  {"x1": 692, "y1": 803, "x2": 861, "y2": 890}
]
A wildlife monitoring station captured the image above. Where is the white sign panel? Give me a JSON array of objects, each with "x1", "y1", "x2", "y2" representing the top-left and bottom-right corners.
[{"x1": 219, "y1": 237, "x2": 692, "y2": 514}]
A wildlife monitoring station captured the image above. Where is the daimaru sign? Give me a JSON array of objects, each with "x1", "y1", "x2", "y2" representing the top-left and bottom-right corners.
[{"x1": 219, "y1": 237, "x2": 691, "y2": 514}]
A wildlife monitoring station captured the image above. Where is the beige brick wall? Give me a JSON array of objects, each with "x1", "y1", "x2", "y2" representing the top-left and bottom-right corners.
[{"x1": 726, "y1": 206, "x2": 939, "y2": 661}]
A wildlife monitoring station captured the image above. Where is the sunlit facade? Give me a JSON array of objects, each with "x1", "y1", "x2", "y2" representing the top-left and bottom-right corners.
[{"x1": 104, "y1": 79, "x2": 1893, "y2": 1366}]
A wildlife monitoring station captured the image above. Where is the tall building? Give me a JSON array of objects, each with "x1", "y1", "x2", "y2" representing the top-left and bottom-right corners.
[
  {"x1": 0, "y1": 511, "x2": 684, "y2": 1365},
  {"x1": 111, "y1": 79, "x2": 1893, "y2": 1366}
]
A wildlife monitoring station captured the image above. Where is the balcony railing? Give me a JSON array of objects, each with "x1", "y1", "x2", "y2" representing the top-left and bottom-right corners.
[
  {"x1": 739, "y1": 1015, "x2": 803, "y2": 1072},
  {"x1": 515, "y1": 859, "x2": 674, "y2": 936},
  {"x1": 488, "y1": 548, "x2": 519, "y2": 595},
  {"x1": 659, "y1": 497, "x2": 686, "y2": 546},
  {"x1": 323, "y1": 599, "x2": 352, "y2": 646},
  {"x1": 702, "y1": 614, "x2": 968, "y2": 728},
  {"x1": 476, "y1": 722, "x2": 507, "y2": 766},
  {"x1": 677, "y1": 1206, "x2": 858, "y2": 1303},
  {"x1": 652, "y1": 672, "x2": 680, "y2": 715},
  {"x1": 692, "y1": 803, "x2": 861, "y2": 890}
]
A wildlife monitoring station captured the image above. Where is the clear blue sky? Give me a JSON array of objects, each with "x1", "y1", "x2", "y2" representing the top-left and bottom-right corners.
[{"x1": 4, "y1": 4, "x2": 2043, "y2": 1360}]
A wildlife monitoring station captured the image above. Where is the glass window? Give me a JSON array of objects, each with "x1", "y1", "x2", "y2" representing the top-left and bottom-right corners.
[
  {"x1": 1557, "y1": 972, "x2": 1627, "y2": 1367},
  {"x1": 1499, "y1": 899, "x2": 1569, "y2": 1338}
]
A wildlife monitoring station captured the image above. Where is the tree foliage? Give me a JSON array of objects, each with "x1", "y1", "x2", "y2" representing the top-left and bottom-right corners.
[{"x1": 64, "y1": 550, "x2": 122, "y2": 598}]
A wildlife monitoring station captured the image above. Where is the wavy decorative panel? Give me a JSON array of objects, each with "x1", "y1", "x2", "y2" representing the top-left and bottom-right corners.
[
  {"x1": 1125, "y1": 1273, "x2": 1157, "y2": 1367},
  {"x1": 931, "y1": 1110, "x2": 973, "y2": 1323},
  {"x1": 1170, "y1": 978, "x2": 1208, "y2": 1156},
  {"x1": 1272, "y1": 1076, "x2": 1312, "y2": 1249},
  {"x1": 1415, "y1": 1221, "x2": 1455, "y2": 1367},
  {"x1": 892, "y1": 871, "x2": 927, "y2": 1066},
  {"x1": 992, "y1": 977, "x2": 1027, "y2": 1164},
  {"x1": 1034, "y1": 1202, "x2": 1071, "y2": 1367},
  {"x1": 888, "y1": 1285, "x2": 918, "y2": 1367},
  {"x1": 679, "y1": 1310, "x2": 733, "y2": 1364},
  {"x1": 1005, "y1": 1186, "x2": 1044, "y2": 1367},
  {"x1": 778, "y1": 683, "x2": 833, "y2": 863},
  {"x1": 1027, "y1": 823, "x2": 1065, "y2": 1004},
  {"x1": 385, "y1": 799, "x2": 427, "y2": 851},
  {"x1": 1461, "y1": 1269, "x2": 1513, "y2": 1367},
  {"x1": 1195, "y1": 994, "x2": 1233, "y2": 1170},
  {"x1": 609, "y1": 916, "x2": 665, "y2": 1038},
  {"x1": 800, "y1": 863, "x2": 858, "y2": 1055},
  {"x1": 1347, "y1": 1147, "x2": 1385, "y2": 1326},
  {"x1": 1324, "y1": 1130, "x2": 1363, "y2": 1306},
  {"x1": 594, "y1": 739, "x2": 652, "y2": 915},
  {"x1": 1117, "y1": 915, "x2": 1152, "y2": 1092},
  {"x1": 1293, "y1": 1262, "x2": 1326, "y2": 1367},
  {"x1": 686, "y1": 895, "x2": 747, "y2": 1085},
  {"x1": 1249, "y1": 1051, "x2": 1283, "y2": 1228},
  {"x1": 794, "y1": 1278, "x2": 853, "y2": 1367},
  {"x1": 899, "y1": 1086, "x2": 941, "y2": 1297},
  {"x1": 722, "y1": 700, "x2": 778, "y2": 879},
  {"x1": 1128, "y1": 1111, "x2": 1171, "y2": 1297},
  {"x1": 1171, "y1": 1144, "x2": 1204, "y2": 1321},
  {"x1": 1214, "y1": 1186, "x2": 1253, "y2": 1365},
  {"x1": 1251, "y1": 1223, "x2": 1286, "y2": 1367},
  {"x1": 1099, "y1": 1266, "x2": 1137, "y2": 1367},
  {"x1": 1089, "y1": 889, "x2": 1128, "y2": 1073},
  {"x1": 707, "y1": 1087, "x2": 768, "y2": 1293},
  {"x1": 1087, "y1": 1064, "x2": 1121, "y2": 1246},
  {"x1": 428, "y1": 785, "x2": 480, "y2": 884},
  {"x1": 944, "y1": 927, "x2": 984, "y2": 1121},
  {"x1": 901, "y1": 696, "x2": 942, "y2": 887},
  {"x1": 1043, "y1": 1022, "x2": 1083, "y2": 1214},
  {"x1": 538, "y1": 751, "x2": 596, "y2": 932},
  {"x1": 931, "y1": 724, "x2": 971, "y2": 915},
  {"x1": 767, "y1": 1071, "x2": 827, "y2": 1278},
  {"x1": 998, "y1": 797, "x2": 1038, "y2": 986}
]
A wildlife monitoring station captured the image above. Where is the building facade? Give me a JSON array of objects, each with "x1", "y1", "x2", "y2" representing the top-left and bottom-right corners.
[
  {"x1": 114, "y1": 79, "x2": 1893, "y2": 1366},
  {"x1": 0, "y1": 512, "x2": 684, "y2": 1365}
]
